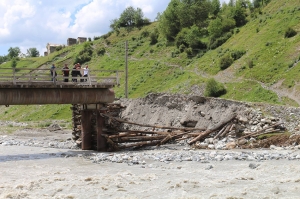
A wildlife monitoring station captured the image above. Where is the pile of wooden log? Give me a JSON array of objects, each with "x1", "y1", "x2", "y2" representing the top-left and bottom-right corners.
[{"x1": 100, "y1": 113, "x2": 283, "y2": 151}]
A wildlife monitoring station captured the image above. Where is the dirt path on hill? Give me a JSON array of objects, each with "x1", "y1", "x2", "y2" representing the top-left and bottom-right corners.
[{"x1": 214, "y1": 68, "x2": 300, "y2": 106}]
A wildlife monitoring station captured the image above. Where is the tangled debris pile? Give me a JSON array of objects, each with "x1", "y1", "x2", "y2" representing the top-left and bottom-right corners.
[{"x1": 105, "y1": 93, "x2": 300, "y2": 150}]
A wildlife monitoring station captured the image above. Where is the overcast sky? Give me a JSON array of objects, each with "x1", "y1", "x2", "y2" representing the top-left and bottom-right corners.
[{"x1": 0, "y1": 0, "x2": 229, "y2": 56}]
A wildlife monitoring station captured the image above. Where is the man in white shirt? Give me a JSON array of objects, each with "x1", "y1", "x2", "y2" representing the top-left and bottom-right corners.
[{"x1": 83, "y1": 65, "x2": 89, "y2": 82}]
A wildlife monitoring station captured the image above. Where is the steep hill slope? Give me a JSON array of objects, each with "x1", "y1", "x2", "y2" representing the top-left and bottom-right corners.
[{"x1": 0, "y1": 0, "x2": 299, "y2": 123}]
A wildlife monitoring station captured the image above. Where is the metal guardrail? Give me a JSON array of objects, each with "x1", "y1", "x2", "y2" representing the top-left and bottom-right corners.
[{"x1": 0, "y1": 68, "x2": 123, "y2": 87}]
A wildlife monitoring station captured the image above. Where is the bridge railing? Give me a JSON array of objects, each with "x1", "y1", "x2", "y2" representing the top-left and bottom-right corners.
[{"x1": 0, "y1": 67, "x2": 123, "y2": 87}]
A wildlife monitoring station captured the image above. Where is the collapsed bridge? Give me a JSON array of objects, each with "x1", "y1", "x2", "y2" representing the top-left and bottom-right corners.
[{"x1": 0, "y1": 67, "x2": 121, "y2": 151}]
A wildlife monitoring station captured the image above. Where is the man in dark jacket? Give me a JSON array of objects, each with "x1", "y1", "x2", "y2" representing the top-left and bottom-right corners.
[{"x1": 62, "y1": 64, "x2": 69, "y2": 82}]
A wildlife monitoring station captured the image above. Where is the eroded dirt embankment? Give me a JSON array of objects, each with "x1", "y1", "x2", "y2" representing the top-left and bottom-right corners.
[{"x1": 116, "y1": 93, "x2": 300, "y2": 149}]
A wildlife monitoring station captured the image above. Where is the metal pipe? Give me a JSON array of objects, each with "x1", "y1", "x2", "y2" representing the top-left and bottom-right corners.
[{"x1": 0, "y1": 88, "x2": 115, "y2": 105}]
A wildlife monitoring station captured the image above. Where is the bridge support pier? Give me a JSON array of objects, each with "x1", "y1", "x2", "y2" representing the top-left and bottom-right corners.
[
  {"x1": 81, "y1": 110, "x2": 93, "y2": 150},
  {"x1": 80, "y1": 104, "x2": 108, "y2": 151},
  {"x1": 96, "y1": 111, "x2": 107, "y2": 151}
]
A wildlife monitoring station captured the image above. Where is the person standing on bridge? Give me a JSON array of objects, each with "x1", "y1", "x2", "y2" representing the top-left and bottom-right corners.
[
  {"x1": 50, "y1": 64, "x2": 57, "y2": 81},
  {"x1": 76, "y1": 63, "x2": 83, "y2": 82},
  {"x1": 71, "y1": 64, "x2": 77, "y2": 82},
  {"x1": 83, "y1": 65, "x2": 89, "y2": 82},
  {"x1": 62, "y1": 64, "x2": 69, "y2": 82}
]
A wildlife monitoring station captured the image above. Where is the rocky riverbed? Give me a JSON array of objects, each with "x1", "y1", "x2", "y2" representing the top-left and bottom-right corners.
[
  {"x1": 1, "y1": 123, "x2": 300, "y2": 199},
  {"x1": 1, "y1": 140, "x2": 300, "y2": 199}
]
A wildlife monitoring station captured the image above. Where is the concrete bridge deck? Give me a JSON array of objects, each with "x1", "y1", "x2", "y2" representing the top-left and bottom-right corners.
[{"x1": 0, "y1": 67, "x2": 122, "y2": 105}]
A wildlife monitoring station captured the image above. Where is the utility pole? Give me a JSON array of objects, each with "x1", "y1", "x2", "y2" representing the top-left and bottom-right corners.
[{"x1": 125, "y1": 40, "x2": 128, "y2": 98}]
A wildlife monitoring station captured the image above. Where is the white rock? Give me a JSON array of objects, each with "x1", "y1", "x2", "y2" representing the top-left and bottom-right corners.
[
  {"x1": 275, "y1": 147, "x2": 284, "y2": 150},
  {"x1": 2, "y1": 142, "x2": 11, "y2": 146},
  {"x1": 215, "y1": 144, "x2": 224, "y2": 150},
  {"x1": 207, "y1": 138, "x2": 214, "y2": 144},
  {"x1": 215, "y1": 155, "x2": 223, "y2": 161},
  {"x1": 224, "y1": 154, "x2": 233, "y2": 160},
  {"x1": 197, "y1": 142, "x2": 208, "y2": 149},
  {"x1": 247, "y1": 156, "x2": 256, "y2": 161}
]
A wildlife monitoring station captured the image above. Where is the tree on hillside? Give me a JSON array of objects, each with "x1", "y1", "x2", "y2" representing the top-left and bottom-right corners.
[
  {"x1": 110, "y1": 6, "x2": 149, "y2": 32},
  {"x1": 155, "y1": 12, "x2": 162, "y2": 21},
  {"x1": 253, "y1": 0, "x2": 271, "y2": 8},
  {"x1": 8, "y1": 47, "x2": 21, "y2": 59},
  {"x1": 159, "y1": 0, "x2": 181, "y2": 41},
  {"x1": 11, "y1": 58, "x2": 17, "y2": 68},
  {"x1": 228, "y1": 0, "x2": 235, "y2": 6},
  {"x1": 208, "y1": 18, "x2": 223, "y2": 39},
  {"x1": 0, "y1": 55, "x2": 8, "y2": 64},
  {"x1": 27, "y1": 48, "x2": 40, "y2": 57},
  {"x1": 159, "y1": 0, "x2": 211, "y2": 41},
  {"x1": 119, "y1": 7, "x2": 137, "y2": 28},
  {"x1": 177, "y1": 0, "x2": 211, "y2": 28},
  {"x1": 211, "y1": 0, "x2": 221, "y2": 16},
  {"x1": 232, "y1": 4, "x2": 247, "y2": 26},
  {"x1": 185, "y1": 25, "x2": 202, "y2": 49},
  {"x1": 236, "y1": 0, "x2": 249, "y2": 8},
  {"x1": 110, "y1": 19, "x2": 121, "y2": 34},
  {"x1": 133, "y1": 7, "x2": 144, "y2": 28}
]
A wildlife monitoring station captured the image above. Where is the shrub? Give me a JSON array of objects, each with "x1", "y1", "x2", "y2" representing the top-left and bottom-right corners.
[
  {"x1": 141, "y1": 30, "x2": 150, "y2": 38},
  {"x1": 185, "y1": 47, "x2": 193, "y2": 56},
  {"x1": 231, "y1": 50, "x2": 246, "y2": 61},
  {"x1": 171, "y1": 50, "x2": 180, "y2": 58},
  {"x1": 74, "y1": 53, "x2": 91, "y2": 64},
  {"x1": 209, "y1": 32, "x2": 232, "y2": 49},
  {"x1": 247, "y1": 59, "x2": 254, "y2": 68},
  {"x1": 55, "y1": 45, "x2": 63, "y2": 51},
  {"x1": 74, "y1": 43, "x2": 93, "y2": 64},
  {"x1": 204, "y1": 78, "x2": 226, "y2": 97},
  {"x1": 285, "y1": 27, "x2": 297, "y2": 38},
  {"x1": 288, "y1": 61, "x2": 294, "y2": 68},
  {"x1": 143, "y1": 18, "x2": 151, "y2": 25},
  {"x1": 179, "y1": 44, "x2": 186, "y2": 53},
  {"x1": 150, "y1": 28, "x2": 159, "y2": 45},
  {"x1": 94, "y1": 36, "x2": 101, "y2": 40},
  {"x1": 97, "y1": 47, "x2": 106, "y2": 56},
  {"x1": 101, "y1": 31, "x2": 113, "y2": 39},
  {"x1": 175, "y1": 29, "x2": 188, "y2": 48},
  {"x1": 105, "y1": 39, "x2": 111, "y2": 45},
  {"x1": 265, "y1": 42, "x2": 272, "y2": 46},
  {"x1": 219, "y1": 54, "x2": 233, "y2": 70}
]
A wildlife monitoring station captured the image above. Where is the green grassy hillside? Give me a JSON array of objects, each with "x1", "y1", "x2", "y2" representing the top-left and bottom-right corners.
[{"x1": 0, "y1": 0, "x2": 299, "y2": 124}]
